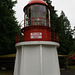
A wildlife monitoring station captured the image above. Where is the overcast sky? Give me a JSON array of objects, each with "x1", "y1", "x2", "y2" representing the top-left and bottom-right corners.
[{"x1": 13, "y1": 0, "x2": 75, "y2": 29}]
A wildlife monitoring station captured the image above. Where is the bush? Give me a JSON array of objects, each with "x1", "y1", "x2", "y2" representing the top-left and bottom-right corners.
[{"x1": 68, "y1": 53, "x2": 75, "y2": 65}]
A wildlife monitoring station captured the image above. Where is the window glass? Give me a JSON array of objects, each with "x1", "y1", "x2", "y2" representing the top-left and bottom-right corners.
[
  {"x1": 31, "y1": 19, "x2": 33, "y2": 25},
  {"x1": 46, "y1": 20, "x2": 49, "y2": 26},
  {"x1": 42, "y1": 19, "x2": 46, "y2": 22},
  {"x1": 31, "y1": 11, "x2": 33, "y2": 18},
  {"x1": 34, "y1": 5, "x2": 39, "y2": 11},
  {"x1": 24, "y1": 5, "x2": 50, "y2": 26},
  {"x1": 41, "y1": 19, "x2": 46, "y2": 26},
  {"x1": 46, "y1": 8, "x2": 49, "y2": 19},
  {"x1": 25, "y1": 7, "x2": 28, "y2": 15},
  {"x1": 42, "y1": 21, "x2": 46, "y2": 26},
  {"x1": 41, "y1": 12, "x2": 46, "y2": 18},
  {"x1": 25, "y1": 7, "x2": 28, "y2": 19},
  {"x1": 31, "y1": 12, "x2": 40, "y2": 18},
  {"x1": 34, "y1": 12, "x2": 40, "y2": 17},
  {"x1": 31, "y1": 5, "x2": 34, "y2": 11},
  {"x1": 33, "y1": 18, "x2": 41, "y2": 25},
  {"x1": 25, "y1": 19, "x2": 28, "y2": 26},
  {"x1": 40, "y1": 5, "x2": 46, "y2": 12},
  {"x1": 29, "y1": 7, "x2": 31, "y2": 18},
  {"x1": 33, "y1": 21, "x2": 41, "y2": 25},
  {"x1": 29, "y1": 19, "x2": 31, "y2": 26}
]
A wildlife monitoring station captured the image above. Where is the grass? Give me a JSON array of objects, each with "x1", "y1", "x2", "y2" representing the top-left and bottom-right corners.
[
  {"x1": 69, "y1": 65, "x2": 75, "y2": 70},
  {"x1": 0, "y1": 70, "x2": 13, "y2": 75}
]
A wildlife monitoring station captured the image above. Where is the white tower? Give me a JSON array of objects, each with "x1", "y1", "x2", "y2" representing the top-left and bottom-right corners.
[{"x1": 14, "y1": 0, "x2": 60, "y2": 75}]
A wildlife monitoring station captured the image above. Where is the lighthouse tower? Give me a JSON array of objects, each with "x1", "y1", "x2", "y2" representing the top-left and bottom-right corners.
[{"x1": 14, "y1": 0, "x2": 60, "y2": 75}]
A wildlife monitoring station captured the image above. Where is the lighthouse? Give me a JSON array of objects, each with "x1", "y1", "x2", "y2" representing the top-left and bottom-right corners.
[{"x1": 14, "y1": 0, "x2": 60, "y2": 75}]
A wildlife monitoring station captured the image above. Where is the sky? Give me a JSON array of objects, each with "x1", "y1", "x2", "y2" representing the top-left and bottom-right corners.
[{"x1": 13, "y1": 0, "x2": 75, "y2": 29}]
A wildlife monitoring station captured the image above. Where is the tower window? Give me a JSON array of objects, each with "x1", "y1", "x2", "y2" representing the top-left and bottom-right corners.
[{"x1": 24, "y1": 4, "x2": 50, "y2": 27}]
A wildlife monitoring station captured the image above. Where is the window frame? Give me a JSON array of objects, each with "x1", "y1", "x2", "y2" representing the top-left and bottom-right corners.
[{"x1": 24, "y1": 4, "x2": 50, "y2": 27}]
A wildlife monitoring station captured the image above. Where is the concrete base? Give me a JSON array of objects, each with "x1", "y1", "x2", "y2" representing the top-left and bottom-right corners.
[{"x1": 14, "y1": 41, "x2": 60, "y2": 75}]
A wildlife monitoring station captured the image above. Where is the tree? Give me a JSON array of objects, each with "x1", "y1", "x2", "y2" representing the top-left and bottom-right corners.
[
  {"x1": 0, "y1": 0, "x2": 20, "y2": 55},
  {"x1": 73, "y1": 26, "x2": 75, "y2": 39},
  {"x1": 68, "y1": 53, "x2": 75, "y2": 65},
  {"x1": 57, "y1": 11, "x2": 73, "y2": 54},
  {"x1": 44, "y1": 0, "x2": 73, "y2": 55},
  {"x1": 70, "y1": 27, "x2": 75, "y2": 54}
]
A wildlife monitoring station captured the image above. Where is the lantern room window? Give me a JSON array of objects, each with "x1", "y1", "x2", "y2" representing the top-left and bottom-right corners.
[{"x1": 24, "y1": 4, "x2": 50, "y2": 27}]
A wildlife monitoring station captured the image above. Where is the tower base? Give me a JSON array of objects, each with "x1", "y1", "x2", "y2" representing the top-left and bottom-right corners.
[{"x1": 14, "y1": 41, "x2": 60, "y2": 75}]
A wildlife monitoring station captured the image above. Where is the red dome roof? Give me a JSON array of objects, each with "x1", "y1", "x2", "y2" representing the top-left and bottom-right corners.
[
  {"x1": 23, "y1": 0, "x2": 50, "y2": 12},
  {"x1": 27, "y1": 0, "x2": 48, "y2": 6}
]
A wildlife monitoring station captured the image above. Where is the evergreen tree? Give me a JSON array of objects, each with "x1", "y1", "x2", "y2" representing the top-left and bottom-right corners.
[
  {"x1": 69, "y1": 27, "x2": 75, "y2": 54},
  {"x1": 0, "y1": 0, "x2": 20, "y2": 55},
  {"x1": 44, "y1": 0, "x2": 73, "y2": 55},
  {"x1": 57, "y1": 11, "x2": 73, "y2": 54},
  {"x1": 73, "y1": 26, "x2": 75, "y2": 39}
]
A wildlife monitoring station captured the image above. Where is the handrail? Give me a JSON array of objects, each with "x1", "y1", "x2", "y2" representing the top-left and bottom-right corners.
[
  {"x1": 24, "y1": 18, "x2": 50, "y2": 27},
  {"x1": 16, "y1": 33, "x2": 24, "y2": 43},
  {"x1": 16, "y1": 32, "x2": 59, "y2": 43},
  {"x1": 51, "y1": 32, "x2": 59, "y2": 42}
]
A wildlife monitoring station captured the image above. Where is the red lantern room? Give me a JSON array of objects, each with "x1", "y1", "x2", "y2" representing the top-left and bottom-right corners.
[
  {"x1": 16, "y1": 0, "x2": 59, "y2": 43},
  {"x1": 23, "y1": 0, "x2": 50, "y2": 27}
]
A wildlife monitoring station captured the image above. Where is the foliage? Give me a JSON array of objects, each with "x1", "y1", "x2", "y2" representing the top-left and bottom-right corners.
[
  {"x1": 73, "y1": 26, "x2": 75, "y2": 38},
  {"x1": 68, "y1": 53, "x2": 75, "y2": 65},
  {"x1": 57, "y1": 11, "x2": 73, "y2": 54},
  {"x1": 68, "y1": 66, "x2": 75, "y2": 70},
  {"x1": 0, "y1": 0, "x2": 20, "y2": 55},
  {"x1": 44, "y1": 0, "x2": 74, "y2": 55}
]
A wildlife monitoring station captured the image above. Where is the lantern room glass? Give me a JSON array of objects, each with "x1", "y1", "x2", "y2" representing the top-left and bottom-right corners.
[{"x1": 24, "y1": 4, "x2": 50, "y2": 27}]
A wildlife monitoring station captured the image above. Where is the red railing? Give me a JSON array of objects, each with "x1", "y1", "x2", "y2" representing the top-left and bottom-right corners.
[
  {"x1": 16, "y1": 32, "x2": 59, "y2": 43},
  {"x1": 16, "y1": 33, "x2": 24, "y2": 43},
  {"x1": 51, "y1": 32, "x2": 59, "y2": 42},
  {"x1": 24, "y1": 18, "x2": 50, "y2": 27}
]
